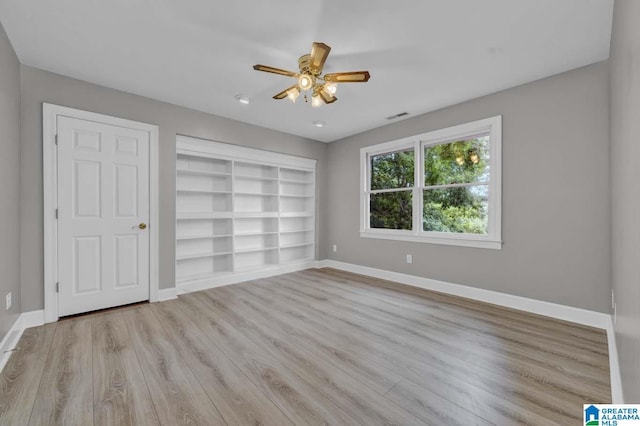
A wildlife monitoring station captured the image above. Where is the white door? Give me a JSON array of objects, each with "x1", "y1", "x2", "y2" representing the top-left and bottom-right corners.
[{"x1": 57, "y1": 116, "x2": 150, "y2": 316}]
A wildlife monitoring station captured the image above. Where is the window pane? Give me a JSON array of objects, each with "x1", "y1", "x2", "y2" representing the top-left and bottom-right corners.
[
  {"x1": 423, "y1": 185, "x2": 488, "y2": 234},
  {"x1": 370, "y1": 191, "x2": 413, "y2": 230},
  {"x1": 371, "y1": 149, "x2": 415, "y2": 190},
  {"x1": 424, "y1": 135, "x2": 490, "y2": 186}
]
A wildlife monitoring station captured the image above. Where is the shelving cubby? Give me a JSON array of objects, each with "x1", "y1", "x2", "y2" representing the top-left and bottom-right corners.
[
  {"x1": 176, "y1": 136, "x2": 316, "y2": 289},
  {"x1": 277, "y1": 167, "x2": 314, "y2": 264},
  {"x1": 176, "y1": 153, "x2": 234, "y2": 284}
]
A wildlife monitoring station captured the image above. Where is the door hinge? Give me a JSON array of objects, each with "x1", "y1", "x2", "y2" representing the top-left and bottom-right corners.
[
  {"x1": 55, "y1": 282, "x2": 59, "y2": 293},
  {"x1": 55, "y1": 134, "x2": 58, "y2": 145},
  {"x1": 55, "y1": 208, "x2": 58, "y2": 219}
]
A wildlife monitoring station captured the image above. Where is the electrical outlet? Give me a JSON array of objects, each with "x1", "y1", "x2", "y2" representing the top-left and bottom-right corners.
[
  {"x1": 406, "y1": 254, "x2": 413, "y2": 264},
  {"x1": 5, "y1": 292, "x2": 11, "y2": 310},
  {"x1": 332, "y1": 244, "x2": 337, "y2": 252}
]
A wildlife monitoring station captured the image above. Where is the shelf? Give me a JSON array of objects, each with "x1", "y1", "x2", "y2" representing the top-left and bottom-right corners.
[
  {"x1": 235, "y1": 174, "x2": 279, "y2": 182},
  {"x1": 234, "y1": 264, "x2": 279, "y2": 274},
  {"x1": 235, "y1": 192, "x2": 279, "y2": 197},
  {"x1": 234, "y1": 212, "x2": 279, "y2": 218},
  {"x1": 177, "y1": 251, "x2": 233, "y2": 261},
  {"x1": 232, "y1": 217, "x2": 278, "y2": 235},
  {"x1": 177, "y1": 171, "x2": 232, "y2": 193},
  {"x1": 177, "y1": 218, "x2": 232, "y2": 239},
  {"x1": 176, "y1": 271, "x2": 232, "y2": 283},
  {"x1": 177, "y1": 189, "x2": 232, "y2": 194},
  {"x1": 279, "y1": 178, "x2": 313, "y2": 184},
  {"x1": 177, "y1": 168, "x2": 232, "y2": 177},
  {"x1": 235, "y1": 246, "x2": 279, "y2": 254},
  {"x1": 177, "y1": 189, "x2": 232, "y2": 214},
  {"x1": 280, "y1": 168, "x2": 312, "y2": 182},
  {"x1": 279, "y1": 212, "x2": 313, "y2": 218},
  {"x1": 234, "y1": 231, "x2": 278, "y2": 237},
  {"x1": 279, "y1": 245, "x2": 313, "y2": 263},
  {"x1": 279, "y1": 194, "x2": 313, "y2": 198},
  {"x1": 280, "y1": 242, "x2": 313, "y2": 249},
  {"x1": 176, "y1": 234, "x2": 233, "y2": 240},
  {"x1": 177, "y1": 212, "x2": 233, "y2": 220},
  {"x1": 279, "y1": 228, "x2": 313, "y2": 234},
  {"x1": 177, "y1": 154, "x2": 232, "y2": 175}
]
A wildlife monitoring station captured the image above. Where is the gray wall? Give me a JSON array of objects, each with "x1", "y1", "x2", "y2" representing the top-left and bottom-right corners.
[
  {"x1": 610, "y1": 0, "x2": 640, "y2": 403},
  {"x1": 20, "y1": 66, "x2": 327, "y2": 312},
  {"x1": 0, "y1": 21, "x2": 21, "y2": 341},
  {"x1": 326, "y1": 62, "x2": 611, "y2": 313}
]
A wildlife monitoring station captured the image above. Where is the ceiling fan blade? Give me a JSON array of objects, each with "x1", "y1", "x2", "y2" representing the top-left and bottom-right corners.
[
  {"x1": 253, "y1": 64, "x2": 299, "y2": 78},
  {"x1": 309, "y1": 42, "x2": 331, "y2": 75},
  {"x1": 318, "y1": 90, "x2": 337, "y2": 104},
  {"x1": 273, "y1": 84, "x2": 298, "y2": 100},
  {"x1": 324, "y1": 71, "x2": 371, "y2": 83}
]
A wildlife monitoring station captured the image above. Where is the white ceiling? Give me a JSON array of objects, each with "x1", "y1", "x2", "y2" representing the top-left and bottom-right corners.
[{"x1": 0, "y1": 0, "x2": 613, "y2": 143}]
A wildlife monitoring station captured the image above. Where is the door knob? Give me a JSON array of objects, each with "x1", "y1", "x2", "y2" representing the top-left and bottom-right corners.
[{"x1": 138, "y1": 223, "x2": 147, "y2": 230}]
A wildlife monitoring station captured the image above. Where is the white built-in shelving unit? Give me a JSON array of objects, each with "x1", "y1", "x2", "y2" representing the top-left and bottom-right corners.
[{"x1": 176, "y1": 135, "x2": 316, "y2": 290}]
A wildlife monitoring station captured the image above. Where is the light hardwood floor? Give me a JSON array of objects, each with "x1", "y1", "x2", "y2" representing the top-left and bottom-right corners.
[{"x1": 0, "y1": 268, "x2": 611, "y2": 425}]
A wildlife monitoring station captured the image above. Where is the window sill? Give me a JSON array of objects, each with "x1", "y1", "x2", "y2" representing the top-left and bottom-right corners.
[{"x1": 360, "y1": 231, "x2": 502, "y2": 250}]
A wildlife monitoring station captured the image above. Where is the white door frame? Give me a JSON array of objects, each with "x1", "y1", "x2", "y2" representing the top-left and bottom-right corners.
[{"x1": 43, "y1": 103, "x2": 160, "y2": 323}]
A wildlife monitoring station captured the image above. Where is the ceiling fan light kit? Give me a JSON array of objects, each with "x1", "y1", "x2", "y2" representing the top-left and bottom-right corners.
[
  {"x1": 324, "y1": 82, "x2": 337, "y2": 94},
  {"x1": 311, "y1": 92, "x2": 323, "y2": 108},
  {"x1": 298, "y1": 73, "x2": 315, "y2": 91},
  {"x1": 286, "y1": 87, "x2": 300, "y2": 102},
  {"x1": 253, "y1": 42, "x2": 370, "y2": 107}
]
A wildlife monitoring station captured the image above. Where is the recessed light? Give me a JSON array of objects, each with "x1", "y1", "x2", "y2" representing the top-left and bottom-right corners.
[
  {"x1": 312, "y1": 121, "x2": 325, "y2": 128},
  {"x1": 235, "y1": 94, "x2": 251, "y2": 105}
]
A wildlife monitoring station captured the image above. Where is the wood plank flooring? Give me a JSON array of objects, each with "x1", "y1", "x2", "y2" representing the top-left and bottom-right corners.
[{"x1": 0, "y1": 268, "x2": 611, "y2": 425}]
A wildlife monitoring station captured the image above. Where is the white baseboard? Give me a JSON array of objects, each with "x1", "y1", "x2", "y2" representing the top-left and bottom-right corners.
[
  {"x1": 605, "y1": 317, "x2": 624, "y2": 403},
  {"x1": 0, "y1": 310, "x2": 45, "y2": 373},
  {"x1": 20, "y1": 310, "x2": 45, "y2": 329},
  {"x1": 0, "y1": 316, "x2": 23, "y2": 373},
  {"x1": 177, "y1": 261, "x2": 317, "y2": 295},
  {"x1": 318, "y1": 260, "x2": 610, "y2": 328},
  {"x1": 317, "y1": 259, "x2": 622, "y2": 403},
  {"x1": 157, "y1": 288, "x2": 178, "y2": 302}
]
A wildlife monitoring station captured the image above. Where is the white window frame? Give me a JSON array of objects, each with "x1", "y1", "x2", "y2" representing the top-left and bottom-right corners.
[{"x1": 360, "y1": 115, "x2": 502, "y2": 250}]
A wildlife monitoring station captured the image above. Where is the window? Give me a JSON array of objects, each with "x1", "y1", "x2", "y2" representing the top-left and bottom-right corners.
[{"x1": 360, "y1": 116, "x2": 502, "y2": 249}]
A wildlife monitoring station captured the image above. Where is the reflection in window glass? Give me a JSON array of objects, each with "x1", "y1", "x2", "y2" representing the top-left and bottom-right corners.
[{"x1": 424, "y1": 135, "x2": 490, "y2": 186}]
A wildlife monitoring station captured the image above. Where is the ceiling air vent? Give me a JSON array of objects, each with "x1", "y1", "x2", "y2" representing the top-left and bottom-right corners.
[{"x1": 386, "y1": 112, "x2": 409, "y2": 120}]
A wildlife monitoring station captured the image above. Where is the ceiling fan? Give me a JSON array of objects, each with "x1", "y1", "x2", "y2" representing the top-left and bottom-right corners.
[{"x1": 253, "y1": 42, "x2": 370, "y2": 107}]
